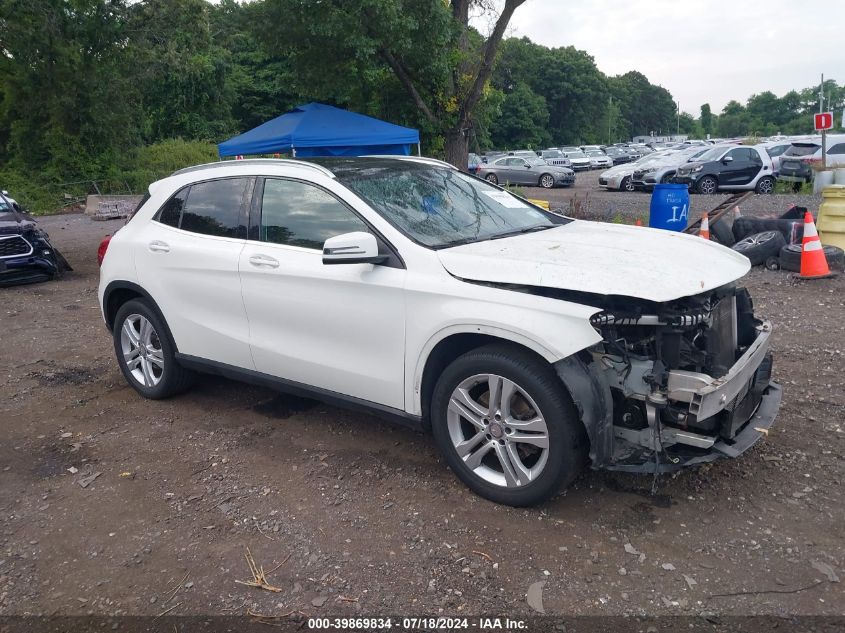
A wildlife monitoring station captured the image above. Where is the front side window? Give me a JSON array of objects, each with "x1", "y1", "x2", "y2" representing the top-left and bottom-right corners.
[
  {"x1": 331, "y1": 162, "x2": 561, "y2": 248},
  {"x1": 259, "y1": 179, "x2": 368, "y2": 250},
  {"x1": 828, "y1": 143, "x2": 845, "y2": 155}
]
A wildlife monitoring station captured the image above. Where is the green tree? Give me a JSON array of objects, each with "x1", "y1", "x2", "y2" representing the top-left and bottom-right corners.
[
  {"x1": 490, "y1": 83, "x2": 550, "y2": 149},
  {"x1": 256, "y1": 0, "x2": 527, "y2": 169},
  {"x1": 126, "y1": 0, "x2": 236, "y2": 142},
  {"x1": 700, "y1": 103, "x2": 714, "y2": 136},
  {"x1": 0, "y1": 0, "x2": 139, "y2": 179}
]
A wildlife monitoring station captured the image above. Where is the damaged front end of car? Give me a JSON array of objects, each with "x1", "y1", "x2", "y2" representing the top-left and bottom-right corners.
[{"x1": 556, "y1": 285, "x2": 781, "y2": 473}]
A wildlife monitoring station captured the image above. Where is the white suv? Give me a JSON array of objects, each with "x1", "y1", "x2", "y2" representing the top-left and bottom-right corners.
[{"x1": 99, "y1": 157, "x2": 780, "y2": 506}]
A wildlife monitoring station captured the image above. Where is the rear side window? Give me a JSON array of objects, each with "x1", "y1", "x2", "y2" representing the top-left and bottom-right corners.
[
  {"x1": 259, "y1": 179, "x2": 368, "y2": 250},
  {"x1": 180, "y1": 178, "x2": 248, "y2": 238}
]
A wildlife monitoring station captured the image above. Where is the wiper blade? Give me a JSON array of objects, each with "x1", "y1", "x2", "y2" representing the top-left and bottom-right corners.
[
  {"x1": 489, "y1": 224, "x2": 555, "y2": 240},
  {"x1": 436, "y1": 224, "x2": 554, "y2": 249}
]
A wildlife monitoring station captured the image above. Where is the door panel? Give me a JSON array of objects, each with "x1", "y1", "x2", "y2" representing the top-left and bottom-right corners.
[
  {"x1": 240, "y1": 246, "x2": 406, "y2": 408},
  {"x1": 135, "y1": 222, "x2": 252, "y2": 368},
  {"x1": 239, "y1": 177, "x2": 406, "y2": 409},
  {"x1": 134, "y1": 177, "x2": 254, "y2": 369}
]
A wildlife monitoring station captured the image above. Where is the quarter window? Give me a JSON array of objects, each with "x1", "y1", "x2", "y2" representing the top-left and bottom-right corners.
[
  {"x1": 259, "y1": 179, "x2": 368, "y2": 250},
  {"x1": 156, "y1": 187, "x2": 188, "y2": 228}
]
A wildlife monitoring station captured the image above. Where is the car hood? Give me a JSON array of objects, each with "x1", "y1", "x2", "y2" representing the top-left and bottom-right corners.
[
  {"x1": 678, "y1": 160, "x2": 706, "y2": 172},
  {"x1": 0, "y1": 211, "x2": 37, "y2": 234},
  {"x1": 600, "y1": 163, "x2": 640, "y2": 178},
  {"x1": 438, "y1": 221, "x2": 750, "y2": 303}
]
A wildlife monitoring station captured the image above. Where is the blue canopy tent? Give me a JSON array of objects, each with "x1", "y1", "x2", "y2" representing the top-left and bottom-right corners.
[{"x1": 218, "y1": 102, "x2": 420, "y2": 158}]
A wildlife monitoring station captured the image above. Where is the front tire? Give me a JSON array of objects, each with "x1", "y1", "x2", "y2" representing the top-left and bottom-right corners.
[
  {"x1": 697, "y1": 175, "x2": 718, "y2": 194},
  {"x1": 620, "y1": 176, "x2": 635, "y2": 192},
  {"x1": 539, "y1": 173, "x2": 555, "y2": 188},
  {"x1": 431, "y1": 344, "x2": 587, "y2": 506},
  {"x1": 113, "y1": 299, "x2": 194, "y2": 399}
]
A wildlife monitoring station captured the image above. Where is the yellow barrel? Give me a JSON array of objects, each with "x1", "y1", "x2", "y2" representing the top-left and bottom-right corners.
[{"x1": 818, "y1": 184, "x2": 845, "y2": 250}]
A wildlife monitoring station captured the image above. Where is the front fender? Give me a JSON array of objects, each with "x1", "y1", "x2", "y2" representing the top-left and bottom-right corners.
[{"x1": 404, "y1": 288, "x2": 602, "y2": 417}]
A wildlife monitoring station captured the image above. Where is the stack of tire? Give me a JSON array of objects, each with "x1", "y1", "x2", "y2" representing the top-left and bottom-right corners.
[{"x1": 724, "y1": 207, "x2": 845, "y2": 271}]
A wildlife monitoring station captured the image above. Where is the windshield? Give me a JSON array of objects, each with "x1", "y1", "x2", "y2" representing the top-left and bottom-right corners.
[
  {"x1": 567, "y1": 151, "x2": 587, "y2": 158},
  {"x1": 329, "y1": 161, "x2": 561, "y2": 248},
  {"x1": 542, "y1": 150, "x2": 562, "y2": 158},
  {"x1": 586, "y1": 150, "x2": 604, "y2": 157},
  {"x1": 526, "y1": 157, "x2": 548, "y2": 166},
  {"x1": 695, "y1": 146, "x2": 730, "y2": 162}
]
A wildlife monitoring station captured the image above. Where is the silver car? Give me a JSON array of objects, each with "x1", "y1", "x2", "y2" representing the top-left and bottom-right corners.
[
  {"x1": 477, "y1": 156, "x2": 575, "y2": 188},
  {"x1": 585, "y1": 150, "x2": 613, "y2": 169}
]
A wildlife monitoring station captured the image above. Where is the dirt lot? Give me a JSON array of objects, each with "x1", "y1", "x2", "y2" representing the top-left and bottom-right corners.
[{"x1": 1, "y1": 208, "x2": 844, "y2": 627}]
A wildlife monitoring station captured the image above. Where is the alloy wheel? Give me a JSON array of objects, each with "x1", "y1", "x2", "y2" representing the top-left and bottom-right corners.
[
  {"x1": 540, "y1": 174, "x2": 554, "y2": 188},
  {"x1": 120, "y1": 314, "x2": 165, "y2": 387},
  {"x1": 446, "y1": 374, "x2": 549, "y2": 488},
  {"x1": 698, "y1": 177, "x2": 717, "y2": 194}
]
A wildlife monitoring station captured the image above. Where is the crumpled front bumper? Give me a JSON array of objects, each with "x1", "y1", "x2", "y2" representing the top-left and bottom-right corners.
[{"x1": 602, "y1": 322, "x2": 781, "y2": 473}]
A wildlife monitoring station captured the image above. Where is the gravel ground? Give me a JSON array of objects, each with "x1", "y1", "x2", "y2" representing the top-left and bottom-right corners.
[{"x1": 0, "y1": 212, "x2": 843, "y2": 629}]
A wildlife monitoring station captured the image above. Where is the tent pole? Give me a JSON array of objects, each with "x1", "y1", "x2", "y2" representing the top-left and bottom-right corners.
[{"x1": 417, "y1": 143, "x2": 421, "y2": 157}]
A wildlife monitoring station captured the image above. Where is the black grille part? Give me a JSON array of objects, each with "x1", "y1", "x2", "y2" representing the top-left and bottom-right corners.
[{"x1": 0, "y1": 236, "x2": 32, "y2": 258}]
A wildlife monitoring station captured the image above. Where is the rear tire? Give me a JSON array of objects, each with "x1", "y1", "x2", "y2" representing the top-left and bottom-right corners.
[
  {"x1": 779, "y1": 243, "x2": 845, "y2": 272},
  {"x1": 755, "y1": 176, "x2": 775, "y2": 194},
  {"x1": 485, "y1": 173, "x2": 498, "y2": 185},
  {"x1": 113, "y1": 299, "x2": 194, "y2": 399},
  {"x1": 430, "y1": 344, "x2": 587, "y2": 506},
  {"x1": 709, "y1": 216, "x2": 736, "y2": 246}
]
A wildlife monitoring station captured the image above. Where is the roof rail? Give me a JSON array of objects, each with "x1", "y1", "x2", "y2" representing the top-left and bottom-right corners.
[
  {"x1": 362, "y1": 155, "x2": 457, "y2": 170},
  {"x1": 170, "y1": 158, "x2": 335, "y2": 179}
]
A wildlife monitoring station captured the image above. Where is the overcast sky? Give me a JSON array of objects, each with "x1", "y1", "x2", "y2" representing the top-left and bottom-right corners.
[{"x1": 496, "y1": 0, "x2": 839, "y2": 114}]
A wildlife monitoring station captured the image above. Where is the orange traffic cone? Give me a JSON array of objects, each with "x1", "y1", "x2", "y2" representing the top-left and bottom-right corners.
[
  {"x1": 699, "y1": 212, "x2": 710, "y2": 240},
  {"x1": 799, "y1": 211, "x2": 832, "y2": 279},
  {"x1": 635, "y1": 218, "x2": 643, "y2": 226}
]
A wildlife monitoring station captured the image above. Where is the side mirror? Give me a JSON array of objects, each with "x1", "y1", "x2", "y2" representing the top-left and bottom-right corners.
[
  {"x1": 1, "y1": 190, "x2": 7, "y2": 196},
  {"x1": 322, "y1": 231, "x2": 387, "y2": 265},
  {"x1": 722, "y1": 156, "x2": 733, "y2": 163},
  {"x1": 525, "y1": 164, "x2": 532, "y2": 169}
]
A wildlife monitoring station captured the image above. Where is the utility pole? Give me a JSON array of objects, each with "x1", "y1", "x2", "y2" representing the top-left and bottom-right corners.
[{"x1": 821, "y1": 73, "x2": 827, "y2": 169}]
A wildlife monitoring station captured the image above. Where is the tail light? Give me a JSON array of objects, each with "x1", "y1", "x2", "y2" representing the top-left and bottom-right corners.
[{"x1": 97, "y1": 235, "x2": 112, "y2": 266}]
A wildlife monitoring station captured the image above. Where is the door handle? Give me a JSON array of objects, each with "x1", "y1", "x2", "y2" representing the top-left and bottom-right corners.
[
  {"x1": 248, "y1": 254, "x2": 280, "y2": 269},
  {"x1": 148, "y1": 240, "x2": 170, "y2": 253}
]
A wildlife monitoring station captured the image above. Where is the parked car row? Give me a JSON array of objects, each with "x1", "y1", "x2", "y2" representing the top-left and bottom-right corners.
[{"x1": 600, "y1": 142, "x2": 778, "y2": 195}]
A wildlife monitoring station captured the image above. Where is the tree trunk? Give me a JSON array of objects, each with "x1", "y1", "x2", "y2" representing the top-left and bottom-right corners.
[{"x1": 444, "y1": 126, "x2": 469, "y2": 172}]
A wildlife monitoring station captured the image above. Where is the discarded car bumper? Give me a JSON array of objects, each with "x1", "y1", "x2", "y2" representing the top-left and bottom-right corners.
[{"x1": 0, "y1": 235, "x2": 66, "y2": 287}]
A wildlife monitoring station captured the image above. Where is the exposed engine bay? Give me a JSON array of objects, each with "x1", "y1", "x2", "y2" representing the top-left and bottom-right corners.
[
  {"x1": 474, "y1": 279, "x2": 781, "y2": 473},
  {"x1": 583, "y1": 284, "x2": 777, "y2": 470}
]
